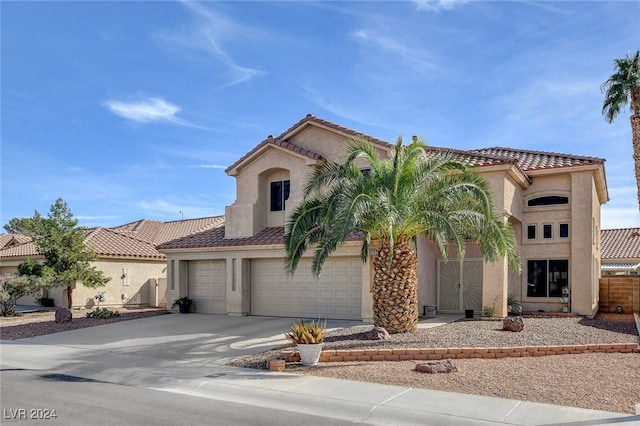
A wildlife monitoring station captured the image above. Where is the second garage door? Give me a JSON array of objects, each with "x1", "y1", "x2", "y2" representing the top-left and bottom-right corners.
[
  {"x1": 188, "y1": 260, "x2": 226, "y2": 314},
  {"x1": 250, "y1": 257, "x2": 362, "y2": 320}
]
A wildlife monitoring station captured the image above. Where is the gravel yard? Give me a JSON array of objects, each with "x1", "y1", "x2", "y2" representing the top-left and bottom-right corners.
[
  {"x1": 230, "y1": 314, "x2": 640, "y2": 415},
  {"x1": 0, "y1": 307, "x2": 169, "y2": 340}
]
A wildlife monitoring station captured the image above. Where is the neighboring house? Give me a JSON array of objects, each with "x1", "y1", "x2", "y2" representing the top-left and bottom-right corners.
[
  {"x1": 601, "y1": 228, "x2": 640, "y2": 276},
  {"x1": 158, "y1": 114, "x2": 609, "y2": 319},
  {"x1": 0, "y1": 216, "x2": 224, "y2": 309}
]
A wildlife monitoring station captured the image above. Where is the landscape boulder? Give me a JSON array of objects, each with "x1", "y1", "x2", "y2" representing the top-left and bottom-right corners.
[
  {"x1": 416, "y1": 359, "x2": 457, "y2": 374},
  {"x1": 365, "y1": 326, "x2": 390, "y2": 340},
  {"x1": 503, "y1": 316, "x2": 524, "y2": 332},
  {"x1": 55, "y1": 307, "x2": 73, "y2": 324}
]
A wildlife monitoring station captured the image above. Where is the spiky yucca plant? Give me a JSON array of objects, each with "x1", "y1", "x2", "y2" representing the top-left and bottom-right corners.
[{"x1": 285, "y1": 319, "x2": 326, "y2": 344}]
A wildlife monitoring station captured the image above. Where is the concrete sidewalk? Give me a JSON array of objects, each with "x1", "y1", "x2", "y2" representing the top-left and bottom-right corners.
[{"x1": 1, "y1": 313, "x2": 638, "y2": 425}]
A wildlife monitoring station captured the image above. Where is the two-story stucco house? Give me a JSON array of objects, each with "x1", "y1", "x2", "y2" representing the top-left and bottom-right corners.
[{"x1": 158, "y1": 115, "x2": 609, "y2": 320}]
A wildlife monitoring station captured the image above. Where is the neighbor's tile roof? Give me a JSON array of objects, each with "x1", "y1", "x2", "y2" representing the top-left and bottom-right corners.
[
  {"x1": 0, "y1": 234, "x2": 31, "y2": 249},
  {"x1": 0, "y1": 240, "x2": 39, "y2": 258},
  {"x1": 157, "y1": 226, "x2": 364, "y2": 250},
  {"x1": 112, "y1": 216, "x2": 225, "y2": 245},
  {"x1": 0, "y1": 216, "x2": 226, "y2": 261},
  {"x1": 601, "y1": 228, "x2": 640, "y2": 259}
]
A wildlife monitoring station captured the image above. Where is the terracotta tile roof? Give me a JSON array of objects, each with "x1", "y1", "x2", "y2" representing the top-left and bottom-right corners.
[
  {"x1": 111, "y1": 216, "x2": 225, "y2": 245},
  {"x1": 0, "y1": 234, "x2": 31, "y2": 249},
  {"x1": 467, "y1": 147, "x2": 604, "y2": 171},
  {"x1": 225, "y1": 114, "x2": 394, "y2": 174},
  {"x1": 0, "y1": 216, "x2": 226, "y2": 261},
  {"x1": 277, "y1": 114, "x2": 393, "y2": 150},
  {"x1": 225, "y1": 136, "x2": 324, "y2": 174},
  {"x1": 601, "y1": 228, "x2": 640, "y2": 260},
  {"x1": 0, "y1": 240, "x2": 39, "y2": 258},
  {"x1": 157, "y1": 226, "x2": 364, "y2": 250},
  {"x1": 84, "y1": 228, "x2": 166, "y2": 259}
]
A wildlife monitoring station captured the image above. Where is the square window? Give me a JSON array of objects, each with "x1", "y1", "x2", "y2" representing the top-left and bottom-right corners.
[
  {"x1": 559, "y1": 223, "x2": 569, "y2": 238},
  {"x1": 527, "y1": 225, "x2": 536, "y2": 239},
  {"x1": 527, "y1": 259, "x2": 568, "y2": 298},
  {"x1": 543, "y1": 224, "x2": 552, "y2": 239}
]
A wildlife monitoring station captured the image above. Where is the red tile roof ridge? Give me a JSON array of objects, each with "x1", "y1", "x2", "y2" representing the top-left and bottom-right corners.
[
  {"x1": 474, "y1": 146, "x2": 605, "y2": 163},
  {"x1": 279, "y1": 114, "x2": 393, "y2": 150},
  {"x1": 225, "y1": 135, "x2": 324, "y2": 174}
]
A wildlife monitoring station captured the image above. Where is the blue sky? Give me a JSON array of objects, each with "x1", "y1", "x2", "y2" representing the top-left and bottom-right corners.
[{"x1": 2, "y1": 0, "x2": 639, "y2": 231}]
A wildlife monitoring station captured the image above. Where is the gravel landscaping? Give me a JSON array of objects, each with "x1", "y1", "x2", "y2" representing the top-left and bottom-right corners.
[
  {"x1": 230, "y1": 314, "x2": 640, "y2": 415},
  {"x1": 0, "y1": 307, "x2": 169, "y2": 340}
]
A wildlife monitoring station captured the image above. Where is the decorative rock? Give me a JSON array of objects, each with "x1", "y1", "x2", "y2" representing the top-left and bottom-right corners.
[
  {"x1": 416, "y1": 359, "x2": 457, "y2": 374},
  {"x1": 503, "y1": 316, "x2": 524, "y2": 332},
  {"x1": 365, "y1": 326, "x2": 391, "y2": 340},
  {"x1": 55, "y1": 307, "x2": 73, "y2": 324}
]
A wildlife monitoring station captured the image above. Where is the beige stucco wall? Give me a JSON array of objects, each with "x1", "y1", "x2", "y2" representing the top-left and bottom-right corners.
[{"x1": 6, "y1": 257, "x2": 166, "y2": 309}]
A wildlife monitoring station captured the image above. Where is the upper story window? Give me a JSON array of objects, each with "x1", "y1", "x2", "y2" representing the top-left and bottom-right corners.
[
  {"x1": 270, "y1": 180, "x2": 290, "y2": 211},
  {"x1": 527, "y1": 225, "x2": 536, "y2": 240},
  {"x1": 527, "y1": 196, "x2": 569, "y2": 207}
]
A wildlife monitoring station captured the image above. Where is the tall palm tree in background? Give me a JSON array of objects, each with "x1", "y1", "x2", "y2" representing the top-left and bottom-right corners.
[
  {"x1": 284, "y1": 137, "x2": 520, "y2": 333},
  {"x1": 601, "y1": 50, "x2": 640, "y2": 213}
]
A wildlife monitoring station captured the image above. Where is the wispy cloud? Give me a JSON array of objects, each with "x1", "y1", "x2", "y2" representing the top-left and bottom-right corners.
[
  {"x1": 157, "y1": 1, "x2": 265, "y2": 87},
  {"x1": 189, "y1": 164, "x2": 227, "y2": 169},
  {"x1": 352, "y1": 29, "x2": 438, "y2": 75},
  {"x1": 103, "y1": 97, "x2": 210, "y2": 129},
  {"x1": 412, "y1": 0, "x2": 469, "y2": 12}
]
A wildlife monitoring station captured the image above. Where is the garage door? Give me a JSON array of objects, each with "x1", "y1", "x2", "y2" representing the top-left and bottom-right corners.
[
  {"x1": 251, "y1": 257, "x2": 362, "y2": 320},
  {"x1": 188, "y1": 260, "x2": 226, "y2": 314}
]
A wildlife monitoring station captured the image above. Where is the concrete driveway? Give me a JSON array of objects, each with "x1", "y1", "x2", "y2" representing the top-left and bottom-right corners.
[{"x1": 1, "y1": 313, "x2": 362, "y2": 385}]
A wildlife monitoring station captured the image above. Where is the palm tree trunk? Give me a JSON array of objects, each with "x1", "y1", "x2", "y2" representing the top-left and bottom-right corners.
[
  {"x1": 632, "y1": 112, "x2": 640, "y2": 214},
  {"x1": 372, "y1": 239, "x2": 419, "y2": 333}
]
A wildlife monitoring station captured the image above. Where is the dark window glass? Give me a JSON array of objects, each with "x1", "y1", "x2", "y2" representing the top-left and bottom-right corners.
[
  {"x1": 528, "y1": 196, "x2": 569, "y2": 207},
  {"x1": 559, "y1": 223, "x2": 569, "y2": 238},
  {"x1": 527, "y1": 259, "x2": 568, "y2": 298},
  {"x1": 548, "y1": 260, "x2": 568, "y2": 297},
  {"x1": 270, "y1": 180, "x2": 290, "y2": 211},
  {"x1": 527, "y1": 260, "x2": 547, "y2": 297},
  {"x1": 527, "y1": 225, "x2": 536, "y2": 239},
  {"x1": 543, "y1": 224, "x2": 552, "y2": 239}
]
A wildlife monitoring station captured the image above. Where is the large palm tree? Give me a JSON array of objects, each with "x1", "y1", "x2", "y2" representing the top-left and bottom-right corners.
[
  {"x1": 601, "y1": 50, "x2": 640, "y2": 212},
  {"x1": 284, "y1": 137, "x2": 520, "y2": 333}
]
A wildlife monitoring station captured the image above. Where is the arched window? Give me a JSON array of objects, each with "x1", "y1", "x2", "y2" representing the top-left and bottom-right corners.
[{"x1": 527, "y1": 196, "x2": 569, "y2": 207}]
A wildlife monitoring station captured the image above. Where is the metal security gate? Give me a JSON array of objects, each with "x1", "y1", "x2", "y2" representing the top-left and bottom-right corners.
[{"x1": 437, "y1": 259, "x2": 482, "y2": 313}]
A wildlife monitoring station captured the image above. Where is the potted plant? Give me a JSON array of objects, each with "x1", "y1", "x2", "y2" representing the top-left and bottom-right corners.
[
  {"x1": 507, "y1": 294, "x2": 522, "y2": 315},
  {"x1": 172, "y1": 297, "x2": 193, "y2": 314},
  {"x1": 285, "y1": 319, "x2": 326, "y2": 366}
]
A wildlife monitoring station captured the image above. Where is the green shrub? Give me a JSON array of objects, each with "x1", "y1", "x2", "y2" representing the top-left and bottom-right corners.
[
  {"x1": 482, "y1": 306, "x2": 496, "y2": 318},
  {"x1": 86, "y1": 307, "x2": 120, "y2": 319}
]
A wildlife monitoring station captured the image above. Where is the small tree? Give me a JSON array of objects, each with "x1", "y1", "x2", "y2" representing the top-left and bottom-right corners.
[{"x1": 4, "y1": 198, "x2": 110, "y2": 308}]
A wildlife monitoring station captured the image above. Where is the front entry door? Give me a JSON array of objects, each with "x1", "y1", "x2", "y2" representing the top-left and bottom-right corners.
[{"x1": 438, "y1": 259, "x2": 482, "y2": 313}]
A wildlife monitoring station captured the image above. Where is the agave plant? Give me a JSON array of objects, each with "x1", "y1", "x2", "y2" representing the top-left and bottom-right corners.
[{"x1": 285, "y1": 319, "x2": 327, "y2": 344}]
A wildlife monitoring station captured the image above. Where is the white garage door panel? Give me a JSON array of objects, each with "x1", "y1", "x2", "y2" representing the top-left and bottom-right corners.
[
  {"x1": 251, "y1": 257, "x2": 362, "y2": 320},
  {"x1": 188, "y1": 260, "x2": 226, "y2": 314}
]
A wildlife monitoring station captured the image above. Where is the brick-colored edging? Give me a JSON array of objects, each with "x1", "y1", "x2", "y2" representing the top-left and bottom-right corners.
[{"x1": 279, "y1": 343, "x2": 640, "y2": 364}]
